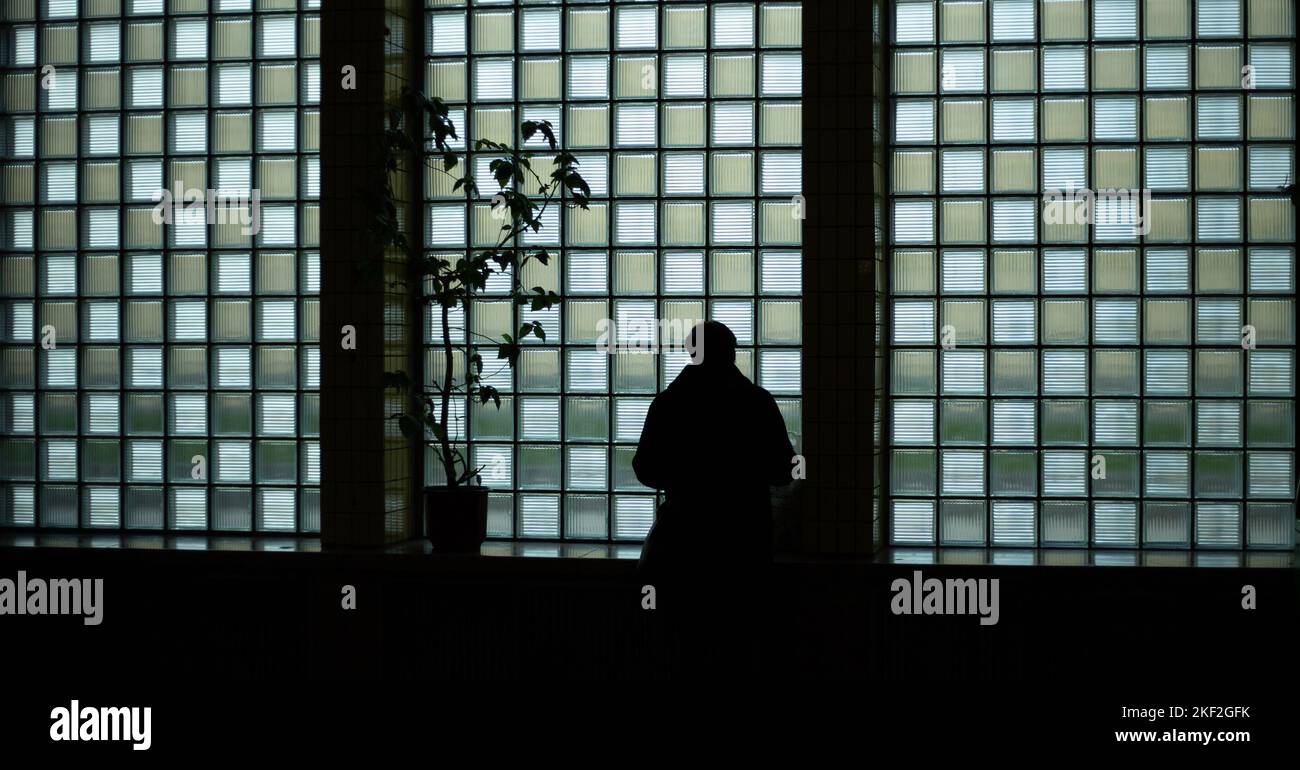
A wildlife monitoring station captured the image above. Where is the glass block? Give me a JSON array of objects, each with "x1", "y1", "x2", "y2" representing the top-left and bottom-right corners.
[
  {"x1": 124, "y1": 487, "x2": 164, "y2": 529},
  {"x1": 895, "y1": 50, "x2": 936, "y2": 95},
  {"x1": 891, "y1": 499, "x2": 936, "y2": 545},
  {"x1": 712, "y1": 53, "x2": 755, "y2": 98},
  {"x1": 254, "y1": 488, "x2": 295, "y2": 532},
  {"x1": 565, "y1": 446, "x2": 607, "y2": 491},
  {"x1": 1249, "y1": 298, "x2": 1295, "y2": 345},
  {"x1": 1144, "y1": 400, "x2": 1192, "y2": 445},
  {"x1": 472, "y1": 397, "x2": 514, "y2": 442},
  {"x1": 992, "y1": 500, "x2": 1035, "y2": 546},
  {"x1": 168, "y1": 439, "x2": 207, "y2": 482},
  {"x1": 566, "y1": 300, "x2": 608, "y2": 344},
  {"x1": 940, "y1": 499, "x2": 986, "y2": 546},
  {"x1": 1093, "y1": 400, "x2": 1138, "y2": 445},
  {"x1": 1042, "y1": 300, "x2": 1088, "y2": 344},
  {"x1": 1196, "y1": 350, "x2": 1243, "y2": 396},
  {"x1": 167, "y1": 486, "x2": 208, "y2": 530},
  {"x1": 41, "y1": 393, "x2": 77, "y2": 434},
  {"x1": 1041, "y1": 501, "x2": 1088, "y2": 546},
  {"x1": 893, "y1": 400, "x2": 936, "y2": 445},
  {"x1": 1246, "y1": 503, "x2": 1294, "y2": 549},
  {"x1": 518, "y1": 445, "x2": 561, "y2": 490},
  {"x1": 1196, "y1": 400, "x2": 1242, "y2": 446},
  {"x1": 613, "y1": 352, "x2": 657, "y2": 393},
  {"x1": 563, "y1": 6, "x2": 609, "y2": 50},
  {"x1": 1145, "y1": 349, "x2": 1191, "y2": 392},
  {"x1": 941, "y1": 301, "x2": 985, "y2": 346},
  {"x1": 613, "y1": 496, "x2": 654, "y2": 540},
  {"x1": 1192, "y1": 249, "x2": 1242, "y2": 294},
  {"x1": 1042, "y1": 349, "x2": 1087, "y2": 394},
  {"x1": 1248, "y1": 350, "x2": 1293, "y2": 395},
  {"x1": 990, "y1": 249, "x2": 1035, "y2": 293},
  {"x1": 891, "y1": 449, "x2": 937, "y2": 496},
  {"x1": 940, "y1": 48, "x2": 986, "y2": 91},
  {"x1": 1144, "y1": 502, "x2": 1191, "y2": 547},
  {"x1": 1145, "y1": 452, "x2": 1190, "y2": 497},
  {"x1": 893, "y1": 350, "x2": 936, "y2": 395},
  {"x1": 565, "y1": 494, "x2": 607, "y2": 539},
  {"x1": 712, "y1": 250, "x2": 754, "y2": 294},
  {"x1": 212, "y1": 487, "x2": 252, "y2": 531},
  {"x1": 1041, "y1": 98, "x2": 1087, "y2": 142},
  {"x1": 759, "y1": 101, "x2": 801, "y2": 145},
  {"x1": 1092, "y1": 349, "x2": 1139, "y2": 394},
  {"x1": 557, "y1": 396, "x2": 605, "y2": 443},
  {"x1": 940, "y1": 99, "x2": 985, "y2": 143},
  {"x1": 940, "y1": 399, "x2": 985, "y2": 445},
  {"x1": 1247, "y1": 452, "x2": 1293, "y2": 497},
  {"x1": 82, "y1": 439, "x2": 121, "y2": 481},
  {"x1": 41, "y1": 485, "x2": 78, "y2": 527},
  {"x1": 989, "y1": 450, "x2": 1037, "y2": 496},
  {"x1": 895, "y1": 99, "x2": 937, "y2": 144},
  {"x1": 1092, "y1": 451, "x2": 1139, "y2": 496},
  {"x1": 254, "y1": 439, "x2": 296, "y2": 481},
  {"x1": 610, "y1": 446, "x2": 644, "y2": 492},
  {"x1": 1246, "y1": 400, "x2": 1294, "y2": 446},
  {"x1": 1042, "y1": 449, "x2": 1087, "y2": 495},
  {"x1": 991, "y1": 299, "x2": 1035, "y2": 343},
  {"x1": 1196, "y1": 146, "x2": 1242, "y2": 192},
  {"x1": 893, "y1": 300, "x2": 936, "y2": 343},
  {"x1": 759, "y1": 300, "x2": 800, "y2": 345},
  {"x1": 990, "y1": 350, "x2": 1036, "y2": 394},
  {"x1": 1194, "y1": 452, "x2": 1243, "y2": 498},
  {"x1": 1196, "y1": 503, "x2": 1242, "y2": 549},
  {"x1": 1093, "y1": 501, "x2": 1138, "y2": 547},
  {"x1": 212, "y1": 393, "x2": 251, "y2": 436},
  {"x1": 473, "y1": 492, "x2": 508, "y2": 538},
  {"x1": 1143, "y1": 97, "x2": 1190, "y2": 143},
  {"x1": 472, "y1": 10, "x2": 513, "y2": 54},
  {"x1": 893, "y1": 250, "x2": 935, "y2": 294}
]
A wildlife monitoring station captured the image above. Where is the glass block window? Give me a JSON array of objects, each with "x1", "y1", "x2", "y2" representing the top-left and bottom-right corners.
[
  {"x1": 1, "y1": 0, "x2": 322, "y2": 531},
  {"x1": 424, "y1": 1, "x2": 804, "y2": 541},
  {"x1": 889, "y1": 0, "x2": 1295, "y2": 548}
]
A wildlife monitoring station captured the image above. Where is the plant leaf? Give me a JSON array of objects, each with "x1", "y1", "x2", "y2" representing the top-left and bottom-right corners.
[{"x1": 394, "y1": 413, "x2": 424, "y2": 441}]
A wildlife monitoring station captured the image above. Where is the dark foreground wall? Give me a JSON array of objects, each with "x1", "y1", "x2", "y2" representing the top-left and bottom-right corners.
[{"x1": 2, "y1": 539, "x2": 1295, "y2": 682}]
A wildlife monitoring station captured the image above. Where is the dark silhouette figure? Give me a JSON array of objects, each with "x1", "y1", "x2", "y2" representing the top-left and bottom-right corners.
[{"x1": 632, "y1": 321, "x2": 797, "y2": 675}]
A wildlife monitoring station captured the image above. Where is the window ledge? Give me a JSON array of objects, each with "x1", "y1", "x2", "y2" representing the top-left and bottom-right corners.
[{"x1": 2, "y1": 532, "x2": 1292, "y2": 571}]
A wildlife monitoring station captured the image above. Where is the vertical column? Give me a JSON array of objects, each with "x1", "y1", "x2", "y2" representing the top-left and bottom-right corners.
[
  {"x1": 800, "y1": 1, "x2": 881, "y2": 554},
  {"x1": 320, "y1": 0, "x2": 422, "y2": 545}
]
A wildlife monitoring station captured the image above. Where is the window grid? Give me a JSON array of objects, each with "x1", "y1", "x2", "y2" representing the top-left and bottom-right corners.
[
  {"x1": 1, "y1": 0, "x2": 322, "y2": 532},
  {"x1": 424, "y1": 0, "x2": 804, "y2": 541},
  {"x1": 888, "y1": 0, "x2": 1296, "y2": 549}
]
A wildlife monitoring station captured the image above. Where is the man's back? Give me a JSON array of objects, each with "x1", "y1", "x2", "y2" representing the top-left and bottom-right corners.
[{"x1": 633, "y1": 357, "x2": 796, "y2": 566}]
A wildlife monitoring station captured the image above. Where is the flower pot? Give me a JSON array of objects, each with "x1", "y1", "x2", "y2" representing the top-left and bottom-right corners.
[{"x1": 423, "y1": 485, "x2": 489, "y2": 553}]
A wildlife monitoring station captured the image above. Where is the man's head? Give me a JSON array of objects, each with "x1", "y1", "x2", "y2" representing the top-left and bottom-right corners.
[{"x1": 686, "y1": 321, "x2": 737, "y2": 367}]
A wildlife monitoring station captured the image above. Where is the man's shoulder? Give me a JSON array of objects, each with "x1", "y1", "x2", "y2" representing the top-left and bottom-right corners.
[
  {"x1": 659, "y1": 366, "x2": 778, "y2": 403},
  {"x1": 744, "y1": 379, "x2": 780, "y2": 405}
]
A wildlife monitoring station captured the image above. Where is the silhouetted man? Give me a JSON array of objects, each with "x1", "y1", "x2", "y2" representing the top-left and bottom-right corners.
[{"x1": 633, "y1": 321, "x2": 796, "y2": 674}]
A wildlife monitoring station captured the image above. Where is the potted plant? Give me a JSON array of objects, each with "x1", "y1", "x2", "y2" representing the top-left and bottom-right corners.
[{"x1": 380, "y1": 92, "x2": 590, "y2": 551}]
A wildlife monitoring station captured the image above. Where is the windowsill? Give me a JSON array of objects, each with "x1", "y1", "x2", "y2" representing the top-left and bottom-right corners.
[
  {"x1": 0, "y1": 532, "x2": 639, "y2": 559},
  {"x1": 0, "y1": 531, "x2": 325, "y2": 554},
  {"x1": 0, "y1": 532, "x2": 1292, "y2": 570},
  {"x1": 877, "y1": 546, "x2": 1295, "y2": 569}
]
